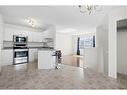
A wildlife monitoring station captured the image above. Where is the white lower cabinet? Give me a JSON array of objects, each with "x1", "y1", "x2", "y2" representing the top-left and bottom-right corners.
[
  {"x1": 2, "y1": 49, "x2": 13, "y2": 66},
  {"x1": 29, "y1": 49, "x2": 38, "y2": 62},
  {"x1": 38, "y1": 50, "x2": 55, "y2": 69},
  {"x1": 1, "y1": 48, "x2": 38, "y2": 66}
]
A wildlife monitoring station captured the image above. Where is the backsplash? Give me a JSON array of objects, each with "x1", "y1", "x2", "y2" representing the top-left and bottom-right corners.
[
  {"x1": 3, "y1": 41, "x2": 44, "y2": 48},
  {"x1": 3, "y1": 41, "x2": 13, "y2": 47}
]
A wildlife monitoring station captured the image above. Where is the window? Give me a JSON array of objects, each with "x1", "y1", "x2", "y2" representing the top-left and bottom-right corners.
[{"x1": 79, "y1": 36, "x2": 95, "y2": 49}]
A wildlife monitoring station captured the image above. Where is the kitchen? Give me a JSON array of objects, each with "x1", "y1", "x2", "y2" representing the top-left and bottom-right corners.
[
  {"x1": 0, "y1": 6, "x2": 94, "y2": 71},
  {"x1": 1, "y1": 21, "x2": 58, "y2": 69},
  {"x1": 0, "y1": 6, "x2": 98, "y2": 72}
]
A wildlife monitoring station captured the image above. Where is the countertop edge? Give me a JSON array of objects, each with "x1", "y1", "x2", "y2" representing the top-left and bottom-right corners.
[{"x1": 2, "y1": 47, "x2": 54, "y2": 50}]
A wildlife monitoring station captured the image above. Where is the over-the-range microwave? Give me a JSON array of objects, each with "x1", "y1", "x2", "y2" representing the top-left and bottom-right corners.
[{"x1": 13, "y1": 35, "x2": 28, "y2": 43}]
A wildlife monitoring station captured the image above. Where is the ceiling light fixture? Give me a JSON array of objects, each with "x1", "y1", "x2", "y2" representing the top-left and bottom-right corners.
[
  {"x1": 78, "y1": 5, "x2": 101, "y2": 15},
  {"x1": 25, "y1": 18, "x2": 36, "y2": 27}
]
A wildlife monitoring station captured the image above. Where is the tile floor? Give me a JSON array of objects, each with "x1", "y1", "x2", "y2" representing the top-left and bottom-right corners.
[{"x1": 0, "y1": 62, "x2": 126, "y2": 89}]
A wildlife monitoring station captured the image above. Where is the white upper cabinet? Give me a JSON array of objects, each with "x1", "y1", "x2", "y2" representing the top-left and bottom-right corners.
[
  {"x1": 3, "y1": 24, "x2": 56, "y2": 48},
  {"x1": 41, "y1": 25, "x2": 56, "y2": 48},
  {"x1": 28, "y1": 32, "x2": 43, "y2": 42},
  {"x1": 42, "y1": 30, "x2": 53, "y2": 38},
  {"x1": 42, "y1": 26, "x2": 55, "y2": 38},
  {"x1": 3, "y1": 24, "x2": 43, "y2": 42}
]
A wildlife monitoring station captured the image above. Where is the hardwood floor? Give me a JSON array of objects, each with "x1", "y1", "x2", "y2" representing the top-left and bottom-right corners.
[{"x1": 61, "y1": 55, "x2": 84, "y2": 68}]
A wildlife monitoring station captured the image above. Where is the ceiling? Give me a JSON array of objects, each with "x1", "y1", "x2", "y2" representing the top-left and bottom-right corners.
[{"x1": 0, "y1": 6, "x2": 117, "y2": 31}]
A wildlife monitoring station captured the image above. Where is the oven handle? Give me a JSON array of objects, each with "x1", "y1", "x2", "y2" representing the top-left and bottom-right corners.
[{"x1": 14, "y1": 49, "x2": 28, "y2": 52}]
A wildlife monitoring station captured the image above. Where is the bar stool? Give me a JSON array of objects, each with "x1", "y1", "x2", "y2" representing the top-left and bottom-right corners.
[{"x1": 52, "y1": 50, "x2": 62, "y2": 69}]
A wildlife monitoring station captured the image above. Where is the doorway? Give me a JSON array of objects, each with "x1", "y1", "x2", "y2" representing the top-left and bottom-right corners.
[{"x1": 117, "y1": 19, "x2": 127, "y2": 81}]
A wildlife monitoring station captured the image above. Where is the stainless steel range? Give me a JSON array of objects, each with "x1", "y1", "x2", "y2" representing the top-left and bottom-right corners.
[{"x1": 13, "y1": 35, "x2": 29, "y2": 65}]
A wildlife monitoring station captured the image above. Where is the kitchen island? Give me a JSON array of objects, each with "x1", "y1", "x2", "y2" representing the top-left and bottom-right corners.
[{"x1": 38, "y1": 49, "x2": 56, "y2": 69}]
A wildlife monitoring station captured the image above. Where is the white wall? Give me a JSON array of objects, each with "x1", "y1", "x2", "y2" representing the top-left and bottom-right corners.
[
  {"x1": 95, "y1": 7, "x2": 127, "y2": 78},
  {"x1": 55, "y1": 27, "x2": 96, "y2": 57},
  {"x1": 96, "y1": 26, "x2": 109, "y2": 74},
  {"x1": 108, "y1": 7, "x2": 127, "y2": 78},
  {"x1": 0, "y1": 14, "x2": 3, "y2": 72},
  {"x1": 0, "y1": 48, "x2": 1, "y2": 71},
  {"x1": 96, "y1": 15, "x2": 109, "y2": 74},
  {"x1": 84, "y1": 48, "x2": 98, "y2": 71},
  {"x1": 55, "y1": 33, "x2": 72, "y2": 55},
  {"x1": 117, "y1": 29, "x2": 127, "y2": 75},
  {"x1": 82, "y1": 33, "x2": 98, "y2": 72}
]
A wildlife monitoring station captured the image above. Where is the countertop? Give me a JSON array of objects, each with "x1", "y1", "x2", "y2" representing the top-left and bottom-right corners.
[
  {"x1": 2, "y1": 47, "x2": 54, "y2": 50},
  {"x1": 38, "y1": 47, "x2": 55, "y2": 51},
  {"x1": 2, "y1": 47, "x2": 12, "y2": 49}
]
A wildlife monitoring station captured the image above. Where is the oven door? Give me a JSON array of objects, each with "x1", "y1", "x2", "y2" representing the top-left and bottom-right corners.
[
  {"x1": 14, "y1": 49, "x2": 28, "y2": 58},
  {"x1": 14, "y1": 49, "x2": 29, "y2": 64},
  {"x1": 14, "y1": 57, "x2": 28, "y2": 64}
]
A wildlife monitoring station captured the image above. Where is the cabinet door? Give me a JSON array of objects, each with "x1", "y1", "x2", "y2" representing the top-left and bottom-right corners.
[
  {"x1": 42, "y1": 30, "x2": 53, "y2": 38},
  {"x1": 2, "y1": 50, "x2": 13, "y2": 66},
  {"x1": 42, "y1": 26, "x2": 55, "y2": 38},
  {"x1": 29, "y1": 49, "x2": 38, "y2": 62},
  {"x1": 4, "y1": 27, "x2": 28, "y2": 41},
  {"x1": 28, "y1": 32, "x2": 42, "y2": 42},
  {"x1": 33, "y1": 32, "x2": 42, "y2": 42}
]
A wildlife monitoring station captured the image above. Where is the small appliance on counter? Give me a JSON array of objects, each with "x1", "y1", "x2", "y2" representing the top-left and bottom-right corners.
[{"x1": 13, "y1": 35, "x2": 29, "y2": 65}]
